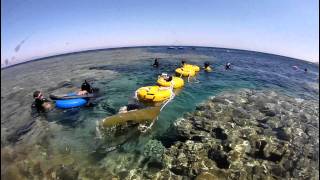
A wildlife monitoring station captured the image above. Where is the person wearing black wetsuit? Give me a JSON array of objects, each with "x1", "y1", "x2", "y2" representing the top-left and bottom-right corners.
[
  {"x1": 119, "y1": 103, "x2": 143, "y2": 113},
  {"x1": 165, "y1": 76, "x2": 173, "y2": 82},
  {"x1": 204, "y1": 62, "x2": 210, "y2": 69},
  {"x1": 80, "y1": 80, "x2": 93, "y2": 94},
  {"x1": 79, "y1": 80, "x2": 98, "y2": 106},
  {"x1": 32, "y1": 91, "x2": 51, "y2": 113},
  {"x1": 126, "y1": 103, "x2": 143, "y2": 111},
  {"x1": 225, "y1": 62, "x2": 231, "y2": 70},
  {"x1": 181, "y1": 60, "x2": 186, "y2": 67},
  {"x1": 159, "y1": 73, "x2": 172, "y2": 82},
  {"x1": 153, "y1": 58, "x2": 159, "y2": 67}
]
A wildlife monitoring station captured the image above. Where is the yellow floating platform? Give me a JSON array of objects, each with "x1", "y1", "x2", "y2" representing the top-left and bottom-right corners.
[
  {"x1": 157, "y1": 76, "x2": 184, "y2": 88},
  {"x1": 136, "y1": 86, "x2": 172, "y2": 102},
  {"x1": 175, "y1": 67, "x2": 196, "y2": 77}
]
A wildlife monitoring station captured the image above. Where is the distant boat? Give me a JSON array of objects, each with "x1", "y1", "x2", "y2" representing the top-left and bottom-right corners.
[{"x1": 167, "y1": 47, "x2": 176, "y2": 50}]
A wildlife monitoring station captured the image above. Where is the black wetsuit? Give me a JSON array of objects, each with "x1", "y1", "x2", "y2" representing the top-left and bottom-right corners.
[
  {"x1": 32, "y1": 98, "x2": 50, "y2": 113},
  {"x1": 165, "y1": 76, "x2": 173, "y2": 82},
  {"x1": 126, "y1": 104, "x2": 142, "y2": 111},
  {"x1": 81, "y1": 82, "x2": 93, "y2": 93},
  {"x1": 204, "y1": 62, "x2": 210, "y2": 69},
  {"x1": 225, "y1": 63, "x2": 231, "y2": 70},
  {"x1": 153, "y1": 59, "x2": 159, "y2": 67}
]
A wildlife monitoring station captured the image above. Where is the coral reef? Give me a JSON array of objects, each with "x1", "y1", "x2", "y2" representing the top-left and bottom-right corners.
[{"x1": 159, "y1": 89, "x2": 319, "y2": 179}]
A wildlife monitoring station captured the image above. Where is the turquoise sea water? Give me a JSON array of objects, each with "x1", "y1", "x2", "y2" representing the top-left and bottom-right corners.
[{"x1": 1, "y1": 46, "x2": 319, "y2": 178}]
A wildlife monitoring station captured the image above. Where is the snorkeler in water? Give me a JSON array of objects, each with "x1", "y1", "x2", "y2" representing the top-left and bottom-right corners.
[
  {"x1": 204, "y1": 62, "x2": 212, "y2": 71},
  {"x1": 165, "y1": 76, "x2": 173, "y2": 82},
  {"x1": 159, "y1": 73, "x2": 173, "y2": 82},
  {"x1": 118, "y1": 103, "x2": 144, "y2": 114},
  {"x1": 181, "y1": 60, "x2": 186, "y2": 67},
  {"x1": 32, "y1": 91, "x2": 53, "y2": 112},
  {"x1": 225, "y1": 62, "x2": 231, "y2": 70},
  {"x1": 153, "y1": 58, "x2": 159, "y2": 67},
  {"x1": 78, "y1": 80, "x2": 94, "y2": 95}
]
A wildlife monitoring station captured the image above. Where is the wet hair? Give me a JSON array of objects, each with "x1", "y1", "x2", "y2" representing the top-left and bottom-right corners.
[
  {"x1": 204, "y1": 62, "x2": 210, "y2": 67},
  {"x1": 181, "y1": 60, "x2": 185, "y2": 64},
  {"x1": 33, "y1": 91, "x2": 41, "y2": 98}
]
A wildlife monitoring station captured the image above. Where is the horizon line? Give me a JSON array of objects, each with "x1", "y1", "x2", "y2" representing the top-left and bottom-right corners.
[{"x1": 1, "y1": 45, "x2": 318, "y2": 69}]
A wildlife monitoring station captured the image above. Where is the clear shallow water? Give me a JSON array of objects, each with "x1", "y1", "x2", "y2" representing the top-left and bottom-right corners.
[{"x1": 1, "y1": 46, "x2": 319, "y2": 178}]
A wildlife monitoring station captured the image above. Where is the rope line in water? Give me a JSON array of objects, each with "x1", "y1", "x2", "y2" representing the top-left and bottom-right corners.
[{"x1": 139, "y1": 85, "x2": 175, "y2": 133}]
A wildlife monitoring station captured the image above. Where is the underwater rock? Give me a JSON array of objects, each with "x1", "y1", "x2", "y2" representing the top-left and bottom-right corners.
[
  {"x1": 3, "y1": 164, "x2": 25, "y2": 179},
  {"x1": 211, "y1": 127, "x2": 228, "y2": 140},
  {"x1": 143, "y1": 139, "x2": 165, "y2": 161},
  {"x1": 159, "y1": 89, "x2": 319, "y2": 179},
  {"x1": 170, "y1": 152, "x2": 189, "y2": 176},
  {"x1": 78, "y1": 166, "x2": 114, "y2": 179},
  {"x1": 174, "y1": 118, "x2": 194, "y2": 140},
  {"x1": 208, "y1": 148, "x2": 230, "y2": 169},
  {"x1": 192, "y1": 116, "x2": 212, "y2": 132},
  {"x1": 55, "y1": 164, "x2": 79, "y2": 180},
  {"x1": 153, "y1": 169, "x2": 184, "y2": 180},
  {"x1": 195, "y1": 172, "x2": 216, "y2": 180},
  {"x1": 163, "y1": 140, "x2": 213, "y2": 178}
]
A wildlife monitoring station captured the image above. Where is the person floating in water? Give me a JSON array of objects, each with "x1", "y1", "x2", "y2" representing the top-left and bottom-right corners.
[
  {"x1": 159, "y1": 73, "x2": 173, "y2": 82},
  {"x1": 304, "y1": 68, "x2": 308, "y2": 73},
  {"x1": 78, "y1": 80, "x2": 93, "y2": 95},
  {"x1": 165, "y1": 76, "x2": 173, "y2": 82},
  {"x1": 32, "y1": 91, "x2": 53, "y2": 112},
  {"x1": 181, "y1": 60, "x2": 186, "y2": 67},
  {"x1": 118, "y1": 103, "x2": 143, "y2": 114},
  {"x1": 153, "y1": 58, "x2": 159, "y2": 67},
  {"x1": 225, "y1": 62, "x2": 231, "y2": 70},
  {"x1": 204, "y1": 62, "x2": 212, "y2": 72}
]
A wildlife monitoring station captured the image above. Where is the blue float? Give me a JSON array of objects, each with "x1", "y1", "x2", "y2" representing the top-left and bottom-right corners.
[
  {"x1": 55, "y1": 98, "x2": 87, "y2": 109},
  {"x1": 67, "y1": 92, "x2": 78, "y2": 96},
  {"x1": 50, "y1": 92, "x2": 95, "y2": 100}
]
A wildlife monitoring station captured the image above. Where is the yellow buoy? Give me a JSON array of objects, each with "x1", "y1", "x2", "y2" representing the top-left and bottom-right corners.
[
  {"x1": 136, "y1": 86, "x2": 172, "y2": 102},
  {"x1": 204, "y1": 66, "x2": 212, "y2": 72},
  {"x1": 184, "y1": 64, "x2": 200, "y2": 72},
  {"x1": 157, "y1": 76, "x2": 184, "y2": 88},
  {"x1": 175, "y1": 67, "x2": 196, "y2": 77}
]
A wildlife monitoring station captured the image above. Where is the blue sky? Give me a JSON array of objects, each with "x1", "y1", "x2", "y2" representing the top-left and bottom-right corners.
[{"x1": 1, "y1": 0, "x2": 319, "y2": 66}]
